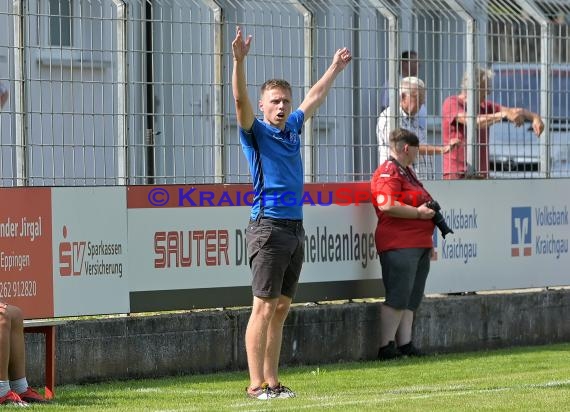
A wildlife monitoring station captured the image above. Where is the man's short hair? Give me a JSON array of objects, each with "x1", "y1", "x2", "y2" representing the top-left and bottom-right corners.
[
  {"x1": 260, "y1": 79, "x2": 292, "y2": 96},
  {"x1": 389, "y1": 128, "x2": 419, "y2": 151},
  {"x1": 400, "y1": 76, "x2": 425, "y2": 97},
  {"x1": 401, "y1": 50, "x2": 418, "y2": 60}
]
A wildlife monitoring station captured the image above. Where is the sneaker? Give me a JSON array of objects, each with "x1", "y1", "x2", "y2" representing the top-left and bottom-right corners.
[
  {"x1": 0, "y1": 390, "x2": 28, "y2": 407},
  {"x1": 246, "y1": 383, "x2": 275, "y2": 400},
  {"x1": 377, "y1": 341, "x2": 402, "y2": 360},
  {"x1": 18, "y1": 387, "x2": 49, "y2": 403},
  {"x1": 398, "y1": 341, "x2": 426, "y2": 357},
  {"x1": 268, "y1": 383, "x2": 296, "y2": 398}
]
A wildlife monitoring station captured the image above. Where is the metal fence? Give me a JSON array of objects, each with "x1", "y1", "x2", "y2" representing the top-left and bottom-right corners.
[{"x1": 0, "y1": 0, "x2": 569, "y2": 186}]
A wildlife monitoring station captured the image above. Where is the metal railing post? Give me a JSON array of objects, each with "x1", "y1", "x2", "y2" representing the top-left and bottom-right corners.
[
  {"x1": 291, "y1": 1, "x2": 314, "y2": 182},
  {"x1": 201, "y1": 0, "x2": 224, "y2": 183},
  {"x1": 369, "y1": 1, "x2": 399, "y2": 134},
  {"x1": 519, "y1": 0, "x2": 551, "y2": 178},
  {"x1": 13, "y1": 0, "x2": 27, "y2": 186},
  {"x1": 113, "y1": 0, "x2": 128, "y2": 185},
  {"x1": 447, "y1": 1, "x2": 477, "y2": 174}
]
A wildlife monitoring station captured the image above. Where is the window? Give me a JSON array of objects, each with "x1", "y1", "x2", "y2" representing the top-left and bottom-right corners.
[
  {"x1": 49, "y1": 0, "x2": 72, "y2": 47},
  {"x1": 37, "y1": 0, "x2": 110, "y2": 70}
]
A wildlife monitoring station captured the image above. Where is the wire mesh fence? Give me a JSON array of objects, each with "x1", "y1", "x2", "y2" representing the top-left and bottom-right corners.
[{"x1": 0, "y1": 0, "x2": 568, "y2": 186}]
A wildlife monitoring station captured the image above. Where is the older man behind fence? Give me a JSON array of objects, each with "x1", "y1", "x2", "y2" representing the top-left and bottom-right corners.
[{"x1": 377, "y1": 76, "x2": 459, "y2": 180}]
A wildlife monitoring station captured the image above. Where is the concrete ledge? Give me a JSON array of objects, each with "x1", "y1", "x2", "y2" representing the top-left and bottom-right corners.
[{"x1": 24, "y1": 288, "x2": 570, "y2": 385}]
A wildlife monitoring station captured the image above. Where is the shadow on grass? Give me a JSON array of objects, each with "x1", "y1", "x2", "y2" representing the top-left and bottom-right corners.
[{"x1": 282, "y1": 341, "x2": 570, "y2": 373}]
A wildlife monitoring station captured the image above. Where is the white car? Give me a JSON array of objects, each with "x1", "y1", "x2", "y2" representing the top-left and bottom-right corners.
[{"x1": 488, "y1": 64, "x2": 570, "y2": 178}]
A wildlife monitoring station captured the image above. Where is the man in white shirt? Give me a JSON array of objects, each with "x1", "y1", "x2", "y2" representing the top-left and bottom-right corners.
[
  {"x1": 380, "y1": 51, "x2": 427, "y2": 133},
  {"x1": 377, "y1": 76, "x2": 458, "y2": 180}
]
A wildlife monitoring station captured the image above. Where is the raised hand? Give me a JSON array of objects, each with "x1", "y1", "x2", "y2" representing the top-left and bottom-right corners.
[
  {"x1": 332, "y1": 47, "x2": 352, "y2": 71},
  {"x1": 232, "y1": 26, "x2": 252, "y2": 62}
]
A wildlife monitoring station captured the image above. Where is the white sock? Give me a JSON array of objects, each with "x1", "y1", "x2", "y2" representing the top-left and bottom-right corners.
[
  {"x1": 0, "y1": 380, "x2": 10, "y2": 397},
  {"x1": 9, "y1": 377, "x2": 28, "y2": 395}
]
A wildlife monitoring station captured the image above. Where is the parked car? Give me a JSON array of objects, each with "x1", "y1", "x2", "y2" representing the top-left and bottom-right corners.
[{"x1": 488, "y1": 64, "x2": 570, "y2": 178}]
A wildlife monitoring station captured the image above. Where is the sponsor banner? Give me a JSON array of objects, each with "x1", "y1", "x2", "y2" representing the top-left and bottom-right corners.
[
  {"x1": 52, "y1": 187, "x2": 129, "y2": 316},
  {"x1": 3, "y1": 180, "x2": 566, "y2": 317},
  {"x1": 0, "y1": 188, "x2": 53, "y2": 318},
  {"x1": 127, "y1": 184, "x2": 381, "y2": 304},
  {"x1": 301, "y1": 206, "x2": 380, "y2": 281},
  {"x1": 426, "y1": 179, "x2": 570, "y2": 292},
  {"x1": 128, "y1": 179, "x2": 570, "y2": 306}
]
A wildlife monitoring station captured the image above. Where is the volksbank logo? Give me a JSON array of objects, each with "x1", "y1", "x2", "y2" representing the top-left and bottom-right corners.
[{"x1": 511, "y1": 207, "x2": 532, "y2": 257}]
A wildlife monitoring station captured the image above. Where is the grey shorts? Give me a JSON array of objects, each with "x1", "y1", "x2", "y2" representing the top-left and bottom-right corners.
[
  {"x1": 379, "y1": 248, "x2": 431, "y2": 311},
  {"x1": 246, "y1": 217, "x2": 305, "y2": 299}
]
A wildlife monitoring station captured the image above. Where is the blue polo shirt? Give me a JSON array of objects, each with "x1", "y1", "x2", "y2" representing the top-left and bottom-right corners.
[{"x1": 239, "y1": 109, "x2": 305, "y2": 220}]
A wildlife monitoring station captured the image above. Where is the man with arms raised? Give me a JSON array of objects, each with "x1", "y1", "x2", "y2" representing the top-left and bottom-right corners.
[{"x1": 232, "y1": 26, "x2": 351, "y2": 399}]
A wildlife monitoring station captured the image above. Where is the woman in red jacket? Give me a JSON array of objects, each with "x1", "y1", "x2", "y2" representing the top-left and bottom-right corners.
[{"x1": 371, "y1": 129, "x2": 436, "y2": 359}]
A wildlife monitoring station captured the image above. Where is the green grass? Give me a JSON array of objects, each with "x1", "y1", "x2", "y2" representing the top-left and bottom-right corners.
[{"x1": 35, "y1": 343, "x2": 570, "y2": 411}]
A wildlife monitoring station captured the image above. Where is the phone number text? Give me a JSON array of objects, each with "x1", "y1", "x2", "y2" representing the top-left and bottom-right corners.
[{"x1": 0, "y1": 281, "x2": 37, "y2": 298}]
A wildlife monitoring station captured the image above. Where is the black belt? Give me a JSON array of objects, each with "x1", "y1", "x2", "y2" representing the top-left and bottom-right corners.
[{"x1": 252, "y1": 217, "x2": 303, "y2": 229}]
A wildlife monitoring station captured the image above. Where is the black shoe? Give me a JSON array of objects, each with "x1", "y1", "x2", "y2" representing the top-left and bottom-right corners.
[
  {"x1": 398, "y1": 341, "x2": 425, "y2": 357},
  {"x1": 378, "y1": 341, "x2": 401, "y2": 360}
]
